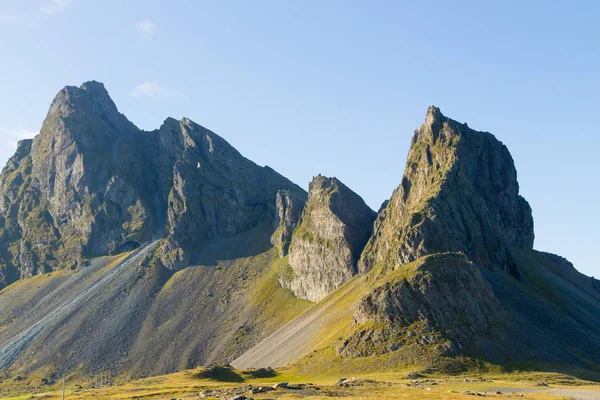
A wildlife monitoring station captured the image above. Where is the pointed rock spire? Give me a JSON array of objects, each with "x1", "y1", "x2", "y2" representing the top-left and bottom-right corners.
[{"x1": 359, "y1": 107, "x2": 534, "y2": 275}]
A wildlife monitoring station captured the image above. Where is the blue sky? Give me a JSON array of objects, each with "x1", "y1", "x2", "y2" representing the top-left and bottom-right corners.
[{"x1": 0, "y1": 0, "x2": 598, "y2": 277}]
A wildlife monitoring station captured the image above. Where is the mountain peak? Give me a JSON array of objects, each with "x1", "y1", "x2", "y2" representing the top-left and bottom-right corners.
[
  {"x1": 53, "y1": 80, "x2": 114, "y2": 108},
  {"x1": 79, "y1": 80, "x2": 109, "y2": 94},
  {"x1": 424, "y1": 105, "x2": 444, "y2": 125},
  {"x1": 159, "y1": 117, "x2": 180, "y2": 129},
  {"x1": 47, "y1": 80, "x2": 121, "y2": 119},
  {"x1": 41, "y1": 80, "x2": 138, "y2": 143},
  {"x1": 0, "y1": 79, "x2": 305, "y2": 287},
  {"x1": 360, "y1": 108, "x2": 534, "y2": 275},
  {"x1": 308, "y1": 175, "x2": 342, "y2": 197}
]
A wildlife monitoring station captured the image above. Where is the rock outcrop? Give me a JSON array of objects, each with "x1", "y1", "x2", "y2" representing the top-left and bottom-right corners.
[
  {"x1": 282, "y1": 175, "x2": 376, "y2": 302},
  {"x1": 271, "y1": 190, "x2": 306, "y2": 257},
  {"x1": 359, "y1": 106, "x2": 534, "y2": 276},
  {"x1": 337, "y1": 253, "x2": 504, "y2": 358},
  {"x1": 0, "y1": 81, "x2": 305, "y2": 288}
]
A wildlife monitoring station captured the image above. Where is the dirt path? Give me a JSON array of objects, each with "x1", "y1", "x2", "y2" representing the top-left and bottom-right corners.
[
  {"x1": 232, "y1": 277, "x2": 364, "y2": 369},
  {"x1": 484, "y1": 387, "x2": 600, "y2": 400},
  {"x1": 550, "y1": 388, "x2": 600, "y2": 400}
]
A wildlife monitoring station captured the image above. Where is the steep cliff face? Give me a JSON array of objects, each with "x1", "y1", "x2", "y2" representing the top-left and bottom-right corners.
[
  {"x1": 0, "y1": 81, "x2": 305, "y2": 288},
  {"x1": 283, "y1": 176, "x2": 376, "y2": 302},
  {"x1": 339, "y1": 106, "x2": 535, "y2": 360},
  {"x1": 0, "y1": 140, "x2": 34, "y2": 287},
  {"x1": 270, "y1": 190, "x2": 306, "y2": 257},
  {"x1": 359, "y1": 106, "x2": 534, "y2": 276}
]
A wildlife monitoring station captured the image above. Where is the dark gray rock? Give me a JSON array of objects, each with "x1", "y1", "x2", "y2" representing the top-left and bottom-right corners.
[{"x1": 156, "y1": 117, "x2": 305, "y2": 269}]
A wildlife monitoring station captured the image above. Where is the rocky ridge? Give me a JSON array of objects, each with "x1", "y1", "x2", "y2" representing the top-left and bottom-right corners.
[
  {"x1": 228, "y1": 106, "x2": 599, "y2": 375},
  {"x1": 337, "y1": 107, "x2": 536, "y2": 359},
  {"x1": 334, "y1": 107, "x2": 599, "y2": 363},
  {"x1": 0, "y1": 81, "x2": 305, "y2": 288}
]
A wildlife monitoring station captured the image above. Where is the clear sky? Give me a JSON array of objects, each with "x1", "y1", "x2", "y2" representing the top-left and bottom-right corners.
[{"x1": 0, "y1": 1, "x2": 598, "y2": 278}]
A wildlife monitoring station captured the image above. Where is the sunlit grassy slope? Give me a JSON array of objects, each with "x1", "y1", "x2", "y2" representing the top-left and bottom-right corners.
[{"x1": 3, "y1": 364, "x2": 598, "y2": 400}]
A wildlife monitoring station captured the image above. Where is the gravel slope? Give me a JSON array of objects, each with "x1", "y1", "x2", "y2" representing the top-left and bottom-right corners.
[
  {"x1": 232, "y1": 276, "x2": 365, "y2": 369},
  {"x1": 485, "y1": 387, "x2": 600, "y2": 400}
]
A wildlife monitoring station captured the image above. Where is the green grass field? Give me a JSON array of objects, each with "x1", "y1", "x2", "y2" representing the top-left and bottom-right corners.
[{"x1": 3, "y1": 364, "x2": 599, "y2": 400}]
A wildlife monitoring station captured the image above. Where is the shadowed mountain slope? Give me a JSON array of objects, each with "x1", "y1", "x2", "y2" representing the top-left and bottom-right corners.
[{"x1": 0, "y1": 244, "x2": 311, "y2": 378}]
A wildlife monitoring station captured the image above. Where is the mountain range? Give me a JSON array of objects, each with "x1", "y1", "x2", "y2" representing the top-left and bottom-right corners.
[{"x1": 0, "y1": 81, "x2": 598, "y2": 382}]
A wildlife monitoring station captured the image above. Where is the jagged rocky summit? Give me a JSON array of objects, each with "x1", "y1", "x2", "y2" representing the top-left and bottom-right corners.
[
  {"x1": 360, "y1": 106, "x2": 534, "y2": 276},
  {"x1": 0, "y1": 81, "x2": 306, "y2": 288}
]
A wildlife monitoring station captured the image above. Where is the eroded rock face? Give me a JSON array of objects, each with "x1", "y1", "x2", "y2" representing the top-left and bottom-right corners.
[
  {"x1": 0, "y1": 81, "x2": 305, "y2": 287},
  {"x1": 337, "y1": 253, "x2": 504, "y2": 357},
  {"x1": 359, "y1": 106, "x2": 534, "y2": 275},
  {"x1": 283, "y1": 176, "x2": 376, "y2": 302},
  {"x1": 271, "y1": 190, "x2": 306, "y2": 257}
]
